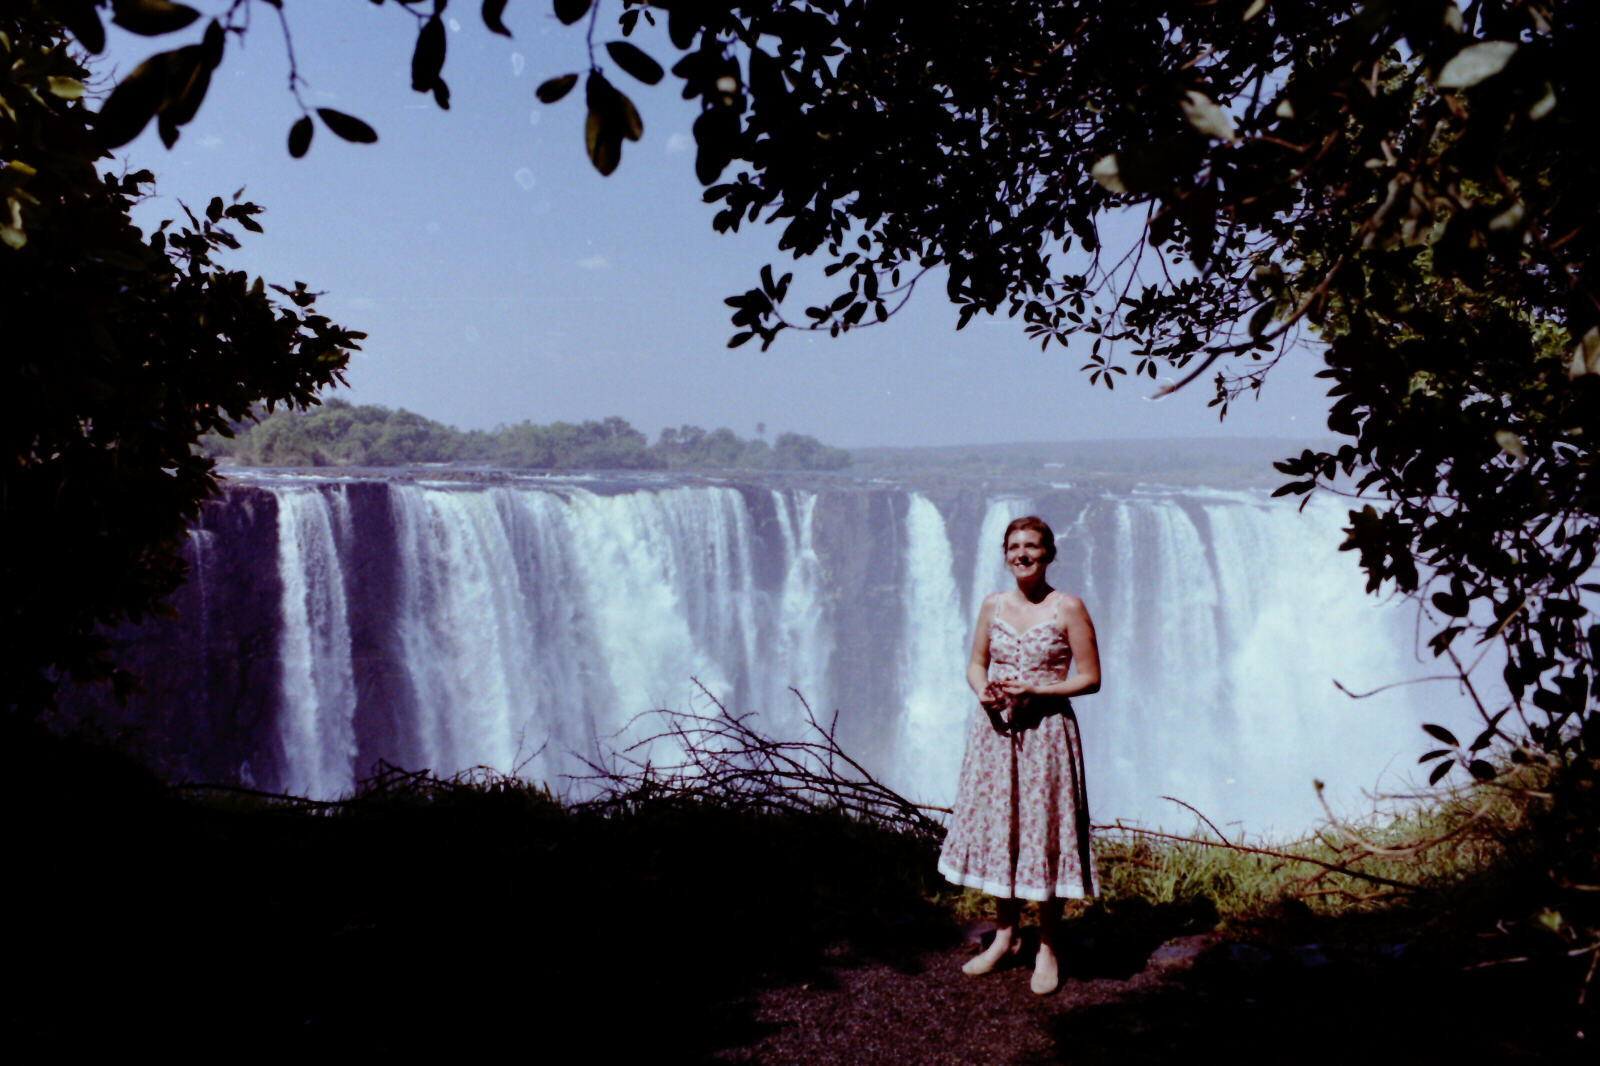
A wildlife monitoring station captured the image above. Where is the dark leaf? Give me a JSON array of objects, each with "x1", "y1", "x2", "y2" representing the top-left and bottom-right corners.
[
  {"x1": 693, "y1": 108, "x2": 738, "y2": 185},
  {"x1": 749, "y1": 47, "x2": 787, "y2": 104},
  {"x1": 412, "y1": 15, "x2": 446, "y2": 93},
  {"x1": 95, "y1": 55, "x2": 169, "y2": 147},
  {"x1": 1417, "y1": 748, "x2": 1451, "y2": 763},
  {"x1": 201, "y1": 17, "x2": 225, "y2": 65},
  {"x1": 606, "y1": 40, "x2": 664, "y2": 85},
  {"x1": 617, "y1": 90, "x2": 643, "y2": 141},
  {"x1": 163, "y1": 45, "x2": 214, "y2": 127},
  {"x1": 1248, "y1": 301, "x2": 1276, "y2": 337},
  {"x1": 1428, "y1": 761, "x2": 1453, "y2": 785},
  {"x1": 1468, "y1": 760, "x2": 1496, "y2": 781},
  {"x1": 206, "y1": 196, "x2": 223, "y2": 223},
  {"x1": 585, "y1": 110, "x2": 621, "y2": 175},
  {"x1": 1422, "y1": 723, "x2": 1459, "y2": 746},
  {"x1": 317, "y1": 109, "x2": 378, "y2": 143},
  {"x1": 1427, "y1": 626, "x2": 1464, "y2": 655},
  {"x1": 583, "y1": 71, "x2": 640, "y2": 174},
  {"x1": 288, "y1": 115, "x2": 314, "y2": 157},
  {"x1": 668, "y1": 6, "x2": 700, "y2": 49},
  {"x1": 111, "y1": 0, "x2": 202, "y2": 37},
  {"x1": 58, "y1": 1, "x2": 107, "y2": 53},
  {"x1": 482, "y1": 0, "x2": 512, "y2": 36},
  {"x1": 157, "y1": 115, "x2": 179, "y2": 147},
  {"x1": 537, "y1": 74, "x2": 579, "y2": 104},
  {"x1": 555, "y1": 0, "x2": 591, "y2": 25},
  {"x1": 728, "y1": 332, "x2": 755, "y2": 348},
  {"x1": 1531, "y1": 687, "x2": 1567, "y2": 715}
]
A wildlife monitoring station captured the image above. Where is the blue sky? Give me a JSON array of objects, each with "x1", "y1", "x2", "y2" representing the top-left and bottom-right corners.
[{"x1": 98, "y1": 3, "x2": 1335, "y2": 447}]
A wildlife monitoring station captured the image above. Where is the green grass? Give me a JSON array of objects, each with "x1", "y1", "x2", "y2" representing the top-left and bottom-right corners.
[{"x1": 1092, "y1": 766, "x2": 1568, "y2": 919}]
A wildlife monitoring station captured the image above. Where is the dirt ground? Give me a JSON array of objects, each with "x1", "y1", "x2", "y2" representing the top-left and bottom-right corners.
[{"x1": 703, "y1": 925, "x2": 1593, "y2": 1065}]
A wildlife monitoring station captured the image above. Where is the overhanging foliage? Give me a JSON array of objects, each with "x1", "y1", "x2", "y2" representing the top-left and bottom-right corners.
[{"x1": 1, "y1": 5, "x2": 363, "y2": 711}]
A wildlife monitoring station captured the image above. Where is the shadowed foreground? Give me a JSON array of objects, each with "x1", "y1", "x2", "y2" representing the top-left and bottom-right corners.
[{"x1": 10, "y1": 722, "x2": 1591, "y2": 1061}]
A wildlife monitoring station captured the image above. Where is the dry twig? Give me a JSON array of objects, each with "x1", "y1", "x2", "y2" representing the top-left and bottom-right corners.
[{"x1": 568, "y1": 681, "x2": 949, "y2": 840}]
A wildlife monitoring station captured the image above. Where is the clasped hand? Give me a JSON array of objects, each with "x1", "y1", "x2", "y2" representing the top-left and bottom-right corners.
[{"x1": 981, "y1": 678, "x2": 1045, "y2": 734}]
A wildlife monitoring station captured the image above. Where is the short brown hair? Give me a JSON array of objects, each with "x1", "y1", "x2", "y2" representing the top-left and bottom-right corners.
[{"x1": 1002, "y1": 515, "x2": 1056, "y2": 564}]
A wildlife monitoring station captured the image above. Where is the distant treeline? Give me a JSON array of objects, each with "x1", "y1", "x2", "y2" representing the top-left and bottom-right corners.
[{"x1": 203, "y1": 401, "x2": 852, "y2": 471}]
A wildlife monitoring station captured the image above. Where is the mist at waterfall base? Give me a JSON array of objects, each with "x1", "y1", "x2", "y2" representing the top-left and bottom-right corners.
[{"x1": 89, "y1": 462, "x2": 1487, "y2": 834}]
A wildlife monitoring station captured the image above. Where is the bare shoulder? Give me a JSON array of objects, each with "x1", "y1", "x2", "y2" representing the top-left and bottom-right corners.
[
  {"x1": 978, "y1": 592, "x2": 1003, "y2": 615},
  {"x1": 1052, "y1": 592, "x2": 1091, "y2": 619}
]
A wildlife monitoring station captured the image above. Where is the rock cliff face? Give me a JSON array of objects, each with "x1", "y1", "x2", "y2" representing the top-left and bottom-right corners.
[{"x1": 61, "y1": 470, "x2": 1470, "y2": 829}]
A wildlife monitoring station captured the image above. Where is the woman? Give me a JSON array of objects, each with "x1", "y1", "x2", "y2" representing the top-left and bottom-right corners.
[{"x1": 936, "y1": 515, "x2": 1102, "y2": 995}]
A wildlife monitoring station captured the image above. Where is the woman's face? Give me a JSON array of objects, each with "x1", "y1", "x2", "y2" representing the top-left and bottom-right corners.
[{"x1": 1005, "y1": 529, "x2": 1049, "y2": 582}]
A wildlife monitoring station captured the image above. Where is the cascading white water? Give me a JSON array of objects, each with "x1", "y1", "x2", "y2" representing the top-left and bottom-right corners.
[
  {"x1": 1089, "y1": 497, "x2": 1228, "y2": 821},
  {"x1": 892, "y1": 494, "x2": 973, "y2": 800},
  {"x1": 241, "y1": 473, "x2": 1483, "y2": 829},
  {"x1": 390, "y1": 485, "x2": 544, "y2": 777},
  {"x1": 770, "y1": 490, "x2": 832, "y2": 734},
  {"x1": 554, "y1": 486, "x2": 753, "y2": 739},
  {"x1": 1200, "y1": 494, "x2": 1438, "y2": 830},
  {"x1": 378, "y1": 483, "x2": 818, "y2": 790},
  {"x1": 969, "y1": 496, "x2": 1034, "y2": 619},
  {"x1": 274, "y1": 486, "x2": 358, "y2": 798},
  {"x1": 186, "y1": 527, "x2": 217, "y2": 711}
]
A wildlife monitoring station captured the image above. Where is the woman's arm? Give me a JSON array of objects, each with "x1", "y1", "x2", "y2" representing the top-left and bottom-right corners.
[
  {"x1": 968, "y1": 594, "x2": 1001, "y2": 705},
  {"x1": 1001, "y1": 594, "x2": 1102, "y2": 698}
]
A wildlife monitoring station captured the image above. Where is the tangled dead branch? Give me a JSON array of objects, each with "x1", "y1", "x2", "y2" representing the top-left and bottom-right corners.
[{"x1": 569, "y1": 681, "x2": 948, "y2": 841}]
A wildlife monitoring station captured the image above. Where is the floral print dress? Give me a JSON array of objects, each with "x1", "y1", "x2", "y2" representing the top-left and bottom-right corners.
[{"x1": 936, "y1": 605, "x2": 1098, "y2": 900}]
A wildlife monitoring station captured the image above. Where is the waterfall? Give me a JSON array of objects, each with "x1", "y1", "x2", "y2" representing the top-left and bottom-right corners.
[
  {"x1": 969, "y1": 496, "x2": 1034, "y2": 619},
  {"x1": 1202, "y1": 494, "x2": 1434, "y2": 829},
  {"x1": 893, "y1": 494, "x2": 972, "y2": 801},
  {"x1": 381, "y1": 483, "x2": 790, "y2": 788},
  {"x1": 274, "y1": 486, "x2": 357, "y2": 798},
  {"x1": 93, "y1": 470, "x2": 1488, "y2": 830},
  {"x1": 390, "y1": 485, "x2": 544, "y2": 777},
  {"x1": 186, "y1": 526, "x2": 217, "y2": 713},
  {"x1": 771, "y1": 490, "x2": 832, "y2": 733},
  {"x1": 555, "y1": 486, "x2": 756, "y2": 748}
]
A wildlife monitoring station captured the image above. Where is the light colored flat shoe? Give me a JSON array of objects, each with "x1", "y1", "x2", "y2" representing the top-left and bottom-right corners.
[
  {"x1": 962, "y1": 934, "x2": 1019, "y2": 975},
  {"x1": 1030, "y1": 951, "x2": 1060, "y2": 995},
  {"x1": 962, "y1": 947, "x2": 1008, "y2": 975}
]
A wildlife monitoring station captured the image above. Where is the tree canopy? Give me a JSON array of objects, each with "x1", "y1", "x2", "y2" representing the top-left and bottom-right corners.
[
  {"x1": 2, "y1": 4, "x2": 362, "y2": 711},
  {"x1": 206, "y1": 401, "x2": 852, "y2": 470}
]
